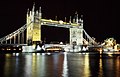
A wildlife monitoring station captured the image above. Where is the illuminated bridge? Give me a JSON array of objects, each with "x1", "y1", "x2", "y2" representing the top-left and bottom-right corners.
[{"x1": 0, "y1": 4, "x2": 97, "y2": 52}]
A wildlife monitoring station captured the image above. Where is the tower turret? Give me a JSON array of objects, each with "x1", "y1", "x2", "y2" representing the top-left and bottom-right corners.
[
  {"x1": 27, "y1": 9, "x2": 29, "y2": 18},
  {"x1": 79, "y1": 15, "x2": 83, "y2": 27},
  {"x1": 76, "y1": 12, "x2": 79, "y2": 24},
  {"x1": 73, "y1": 11, "x2": 79, "y2": 24},
  {"x1": 39, "y1": 7, "x2": 42, "y2": 18},
  {"x1": 32, "y1": 3, "x2": 35, "y2": 13},
  {"x1": 69, "y1": 16, "x2": 72, "y2": 23},
  {"x1": 31, "y1": 3, "x2": 35, "y2": 22}
]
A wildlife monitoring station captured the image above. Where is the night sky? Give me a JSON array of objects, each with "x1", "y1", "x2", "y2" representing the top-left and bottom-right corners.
[{"x1": 0, "y1": 0, "x2": 119, "y2": 43}]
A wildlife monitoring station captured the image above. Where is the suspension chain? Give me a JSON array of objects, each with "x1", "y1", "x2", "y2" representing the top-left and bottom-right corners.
[{"x1": 0, "y1": 21, "x2": 32, "y2": 43}]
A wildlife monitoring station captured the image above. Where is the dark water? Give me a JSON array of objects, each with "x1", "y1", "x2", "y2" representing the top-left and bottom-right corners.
[{"x1": 0, "y1": 52, "x2": 120, "y2": 77}]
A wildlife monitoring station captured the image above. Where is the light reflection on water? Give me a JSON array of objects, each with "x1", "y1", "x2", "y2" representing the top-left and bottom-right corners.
[
  {"x1": 62, "y1": 52, "x2": 68, "y2": 77},
  {"x1": 0, "y1": 53, "x2": 120, "y2": 77}
]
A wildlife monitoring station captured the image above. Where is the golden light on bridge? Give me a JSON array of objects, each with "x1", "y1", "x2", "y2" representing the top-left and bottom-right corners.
[{"x1": 59, "y1": 20, "x2": 63, "y2": 24}]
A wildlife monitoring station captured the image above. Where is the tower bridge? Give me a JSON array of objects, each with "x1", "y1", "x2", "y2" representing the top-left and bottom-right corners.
[{"x1": 0, "y1": 4, "x2": 97, "y2": 52}]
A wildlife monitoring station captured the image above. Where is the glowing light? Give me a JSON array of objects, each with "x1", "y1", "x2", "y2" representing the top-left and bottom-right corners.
[
  {"x1": 60, "y1": 42, "x2": 63, "y2": 44},
  {"x1": 82, "y1": 47, "x2": 87, "y2": 51},
  {"x1": 64, "y1": 48, "x2": 70, "y2": 52},
  {"x1": 36, "y1": 45, "x2": 42, "y2": 51},
  {"x1": 99, "y1": 49, "x2": 102, "y2": 52},
  {"x1": 82, "y1": 53, "x2": 85, "y2": 54},
  {"x1": 2, "y1": 48, "x2": 5, "y2": 50},
  {"x1": 7, "y1": 48, "x2": 11, "y2": 50},
  {"x1": 62, "y1": 51, "x2": 68, "y2": 77},
  {"x1": 84, "y1": 55, "x2": 90, "y2": 77},
  {"x1": 99, "y1": 49, "x2": 103, "y2": 54},
  {"x1": 41, "y1": 53, "x2": 45, "y2": 55},
  {"x1": 5, "y1": 54, "x2": 11, "y2": 57},
  {"x1": 13, "y1": 48, "x2": 16, "y2": 50},
  {"x1": 63, "y1": 52, "x2": 67, "y2": 54},
  {"x1": 47, "y1": 52, "x2": 51, "y2": 55},
  {"x1": 32, "y1": 53, "x2": 36, "y2": 56},
  {"x1": 59, "y1": 20, "x2": 63, "y2": 24},
  {"x1": 19, "y1": 48, "x2": 22, "y2": 50},
  {"x1": 13, "y1": 53, "x2": 16, "y2": 56},
  {"x1": 16, "y1": 53, "x2": 19, "y2": 56},
  {"x1": 37, "y1": 53, "x2": 40, "y2": 56}
]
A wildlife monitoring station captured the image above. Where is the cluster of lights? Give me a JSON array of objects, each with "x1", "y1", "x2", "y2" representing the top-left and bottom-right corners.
[
  {"x1": 1, "y1": 48, "x2": 22, "y2": 51},
  {"x1": 45, "y1": 46, "x2": 63, "y2": 51},
  {"x1": 41, "y1": 19, "x2": 79, "y2": 27}
]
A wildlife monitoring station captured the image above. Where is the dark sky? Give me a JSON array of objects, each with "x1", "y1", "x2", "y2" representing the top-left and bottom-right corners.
[{"x1": 0, "y1": 0, "x2": 119, "y2": 43}]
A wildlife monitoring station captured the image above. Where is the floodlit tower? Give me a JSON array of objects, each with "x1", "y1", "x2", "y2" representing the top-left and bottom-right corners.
[
  {"x1": 70, "y1": 14, "x2": 83, "y2": 45},
  {"x1": 26, "y1": 4, "x2": 42, "y2": 45},
  {"x1": 26, "y1": 8, "x2": 33, "y2": 45}
]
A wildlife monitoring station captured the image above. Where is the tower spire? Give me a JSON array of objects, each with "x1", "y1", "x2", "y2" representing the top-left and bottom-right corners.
[
  {"x1": 27, "y1": 8, "x2": 29, "y2": 17},
  {"x1": 39, "y1": 7, "x2": 42, "y2": 17},
  {"x1": 27, "y1": 8, "x2": 29, "y2": 14},
  {"x1": 69, "y1": 16, "x2": 71, "y2": 23},
  {"x1": 73, "y1": 11, "x2": 79, "y2": 24},
  {"x1": 32, "y1": 2, "x2": 35, "y2": 12},
  {"x1": 39, "y1": 7, "x2": 41, "y2": 13},
  {"x1": 75, "y1": 11, "x2": 79, "y2": 24},
  {"x1": 80, "y1": 15, "x2": 83, "y2": 27},
  {"x1": 31, "y1": 3, "x2": 35, "y2": 22},
  {"x1": 76, "y1": 12, "x2": 79, "y2": 24}
]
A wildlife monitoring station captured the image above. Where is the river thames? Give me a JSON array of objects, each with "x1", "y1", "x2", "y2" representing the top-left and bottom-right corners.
[{"x1": 0, "y1": 52, "x2": 120, "y2": 77}]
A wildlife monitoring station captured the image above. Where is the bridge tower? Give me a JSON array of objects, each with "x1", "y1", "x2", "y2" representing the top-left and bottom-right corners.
[
  {"x1": 26, "y1": 4, "x2": 42, "y2": 45},
  {"x1": 70, "y1": 14, "x2": 83, "y2": 45}
]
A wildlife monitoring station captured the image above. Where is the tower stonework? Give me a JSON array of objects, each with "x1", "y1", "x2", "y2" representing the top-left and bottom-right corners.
[
  {"x1": 70, "y1": 17, "x2": 83, "y2": 45},
  {"x1": 70, "y1": 27, "x2": 83, "y2": 45},
  {"x1": 26, "y1": 4, "x2": 42, "y2": 45}
]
